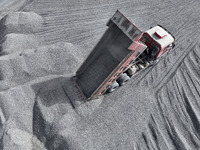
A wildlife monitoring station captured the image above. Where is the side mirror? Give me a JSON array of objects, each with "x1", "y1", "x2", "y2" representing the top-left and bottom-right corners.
[{"x1": 172, "y1": 43, "x2": 175, "y2": 48}]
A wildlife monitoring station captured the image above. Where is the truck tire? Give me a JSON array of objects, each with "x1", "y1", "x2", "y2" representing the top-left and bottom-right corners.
[
  {"x1": 153, "y1": 58, "x2": 161, "y2": 65},
  {"x1": 107, "y1": 81, "x2": 119, "y2": 93},
  {"x1": 117, "y1": 73, "x2": 130, "y2": 86},
  {"x1": 152, "y1": 55, "x2": 164, "y2": 65}
]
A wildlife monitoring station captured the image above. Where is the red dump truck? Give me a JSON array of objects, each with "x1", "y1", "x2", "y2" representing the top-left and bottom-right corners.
[{"x1": 75, "y1": 10, "x2": 175, "y2": 99}]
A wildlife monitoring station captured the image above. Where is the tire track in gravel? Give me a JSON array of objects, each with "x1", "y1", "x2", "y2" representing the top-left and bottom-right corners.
[
  {"x1": 131, "y1": 0, "x2": 200, "y2": 91},
  {"x1": 136, "y1": 41, "x2": 200, "y2": 150},
  {"x1": 153, "y1": 44, "x2": 198, "y2": 92},
  {"x1": 130, "y1": 39, "x2": 199, "y2": 150},
  {"x1": 131, "y1": 30, "x2": 200, "y2": 88},
  {"x1": 153, "y1": 33, "x2": 200, "y2": 93},
  {"x1": 121, "y1": 0, "x2": 199, "y2": 86},
  {"x1": 25, "y1": 0, "x2": 185, "y2": 47}
]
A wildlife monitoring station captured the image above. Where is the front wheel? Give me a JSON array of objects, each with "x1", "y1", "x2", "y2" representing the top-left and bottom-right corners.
[
  {"x1": 148, "y1": 57, "x2": 162, "y2": 66},
  {"x1": 153, "y1": 58, "x2": 161, "y2": 64}
]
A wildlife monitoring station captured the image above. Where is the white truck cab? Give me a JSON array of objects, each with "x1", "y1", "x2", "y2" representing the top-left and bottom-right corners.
[{"x1": 141, "y1": 25, "x2": 175, "y2": 60}]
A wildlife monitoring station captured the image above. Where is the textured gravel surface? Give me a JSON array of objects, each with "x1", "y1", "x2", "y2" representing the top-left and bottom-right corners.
[{"x1": 0, "y1": 0, "x2": 200, "y2": 150}]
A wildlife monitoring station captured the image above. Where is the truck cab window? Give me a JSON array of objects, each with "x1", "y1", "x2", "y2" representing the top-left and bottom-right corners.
[
  {"x1": 143, "y1": 34, "x2": 150, "y2": 43},
  {"x1": 151, "y1": 42, "x2": 159, "y2": 54}
]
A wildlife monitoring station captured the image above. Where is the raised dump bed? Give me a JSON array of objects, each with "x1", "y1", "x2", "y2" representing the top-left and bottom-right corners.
[{"x1": 76, "y1": 10, "x2": 147, "y2": 99}]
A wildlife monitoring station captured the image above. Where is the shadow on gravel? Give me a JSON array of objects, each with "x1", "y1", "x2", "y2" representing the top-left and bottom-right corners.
[
  {"x1": 0, "y1": 70, "x2": 3, "y2": 80},
  {"x1": 0, "y1": 137, "x2": 3, "y2": 150},
  {"x1": 32, "y1": 99, "x2": 71, "y2": 150},
  {"x1": 32, "y1": 77, "x2": 71, "y2": 107},
  {"x1": 45, "y1": 134, "x2": 70, "y2": 150},
  {"x1": 31, "y1": 77, "x2": 74, "y2": 150},
  {"x1": 31, "y1": 76, "x2": 86, "y2": 108},
  {"x1": 31, "y1": 76, "x2": 104, "y2": 149}
]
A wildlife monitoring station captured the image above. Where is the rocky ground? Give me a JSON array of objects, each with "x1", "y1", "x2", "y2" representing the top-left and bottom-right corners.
[{"x1": 0, "y1": 0, "x2": 200, "y2": 149}]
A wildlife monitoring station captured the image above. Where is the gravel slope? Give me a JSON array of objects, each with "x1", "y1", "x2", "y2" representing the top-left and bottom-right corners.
[{"x1": 0, "y1": 0, "x2": 200, "y2": 149}]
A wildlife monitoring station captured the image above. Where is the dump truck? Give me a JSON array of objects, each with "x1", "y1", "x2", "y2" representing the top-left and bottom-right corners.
[{"x1": 75, "y1": 10, "x2": 175, "y2": 100}]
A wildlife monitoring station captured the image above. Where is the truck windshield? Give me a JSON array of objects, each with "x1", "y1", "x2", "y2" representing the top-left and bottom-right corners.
[
  {"x1": 151, "y1": 42, "x2": 159, "y2": 54},
  {"x1": 143, "y1": 34, "x2": 150, "y2": 43}
]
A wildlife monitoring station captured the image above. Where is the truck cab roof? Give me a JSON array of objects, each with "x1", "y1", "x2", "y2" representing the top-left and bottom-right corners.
[{"x1": 145, "y1": 26, "x2": 174, "y2": 49}]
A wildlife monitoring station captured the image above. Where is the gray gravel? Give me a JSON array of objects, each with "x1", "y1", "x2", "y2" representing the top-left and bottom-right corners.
[{"x1": 0, "y1": 0, "x2": 200, "y2": 150}]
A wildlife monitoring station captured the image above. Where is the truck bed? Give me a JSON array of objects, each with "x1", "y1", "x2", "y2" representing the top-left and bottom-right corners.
[
  {"x1": 76, "y1": 10, "x2": 144, "y2": 99},
  {"x1": 76, "y1": 25, "x2": 132, "y2": 98}
]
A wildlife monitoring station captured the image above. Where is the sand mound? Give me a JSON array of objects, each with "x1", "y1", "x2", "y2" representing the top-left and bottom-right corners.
[
  {"x1": 0, "y1": 11, "x2": 43, "y2": 55},
  {"x1": 0, "y1": 11, "x2": 82, "y2": 90},
  {"x1": 0, "y1": 41, "x2": 81, "y2": 90},
  {"x1": 0, "y1": 33, "x2": 40, "y2": 55},
  {"x1": 2, "y1": 128, "x2": 46, "y2": 150},
  {"x1": 32, "y1": 77, "x2": 75, "y2": 149},
  {"x1": 31, "y1": 79, "x2": 155, "y2": 149},
  {"x1": 0, "y1": 11, "x2": 43, "y2": 38}
]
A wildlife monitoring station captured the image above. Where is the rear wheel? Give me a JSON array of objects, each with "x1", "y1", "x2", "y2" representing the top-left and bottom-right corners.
[
  {"x1": 107, "y1": 81, "x2": 119, "y2": 93},
  {"x1": 117, "y1": 73, "x2": 130, "y2": 86}
]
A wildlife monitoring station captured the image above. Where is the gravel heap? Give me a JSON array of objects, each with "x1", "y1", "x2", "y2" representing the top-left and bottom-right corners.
[{"x1": 1, "y1": 0, "x2": 200, "y2": 150}]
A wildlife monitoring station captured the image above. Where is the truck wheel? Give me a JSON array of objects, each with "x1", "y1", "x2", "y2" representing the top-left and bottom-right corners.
[
  {"x1": 153, "y1": 59, "x2": 160, "y2": 64},
  {"x1": 117, "y1": 73, "x2": 130, "y2": 86},
  {"x1": 148, "y1": 57, "x2": 161, "y2": 66},
  {"x1": 107, "y1": 81, "x2": 119, "y2": 93},
  {"x1": 153, "y1": 56, "x2": 163, "y2": 65}
]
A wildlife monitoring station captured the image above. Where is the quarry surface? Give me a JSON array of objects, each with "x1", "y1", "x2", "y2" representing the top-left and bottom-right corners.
[{"x1": 0, "y1": 0, "x2": 200, "y2": 149}]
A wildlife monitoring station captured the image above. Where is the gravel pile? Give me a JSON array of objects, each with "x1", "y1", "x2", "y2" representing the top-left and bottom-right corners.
[{"x1": 0, "y1": 0, "x2": 200, "y2": 150}]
